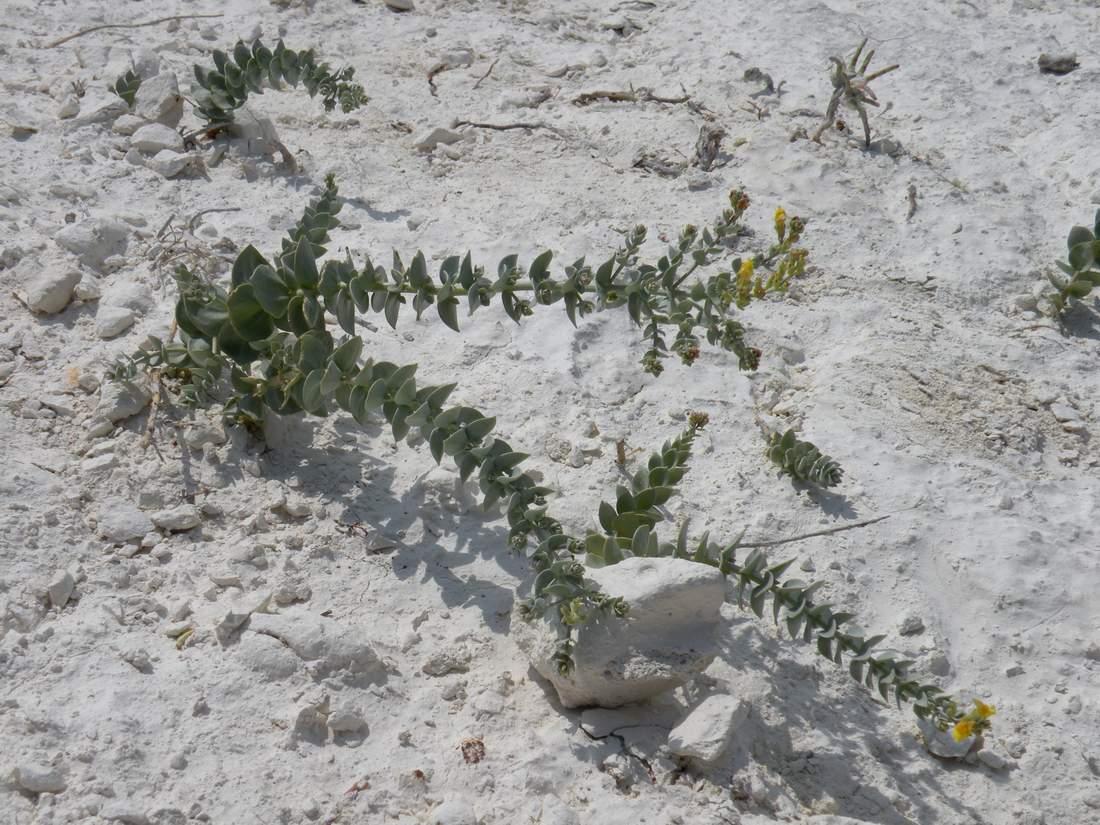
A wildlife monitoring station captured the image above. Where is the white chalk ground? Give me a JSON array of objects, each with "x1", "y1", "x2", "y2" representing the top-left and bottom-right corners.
[{"x1": 1, "y1": 1, "x2": 1098, "y2": 823}]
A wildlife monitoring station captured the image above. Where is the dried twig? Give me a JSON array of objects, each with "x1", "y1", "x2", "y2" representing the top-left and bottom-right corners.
[
  {"x1": 573, "y1": 87, "x2": 715, "y2": 119},
  {"x1": 187, "y1": 207, "x2": 242, "y2": 233},
  {"x1": 472, "y1": 58, "x2": 500, "y2": 90},
  {"x1": 453, "y1": 119, "x2": 559, "y2": 134},
  {"x1": 906, "y1": 183, "x2": 918, "y2": 220},
  {"x1": 46, "y1": 13, "x2": 224, "y2": 48},
  {"x1": 142, "y1": 319, "x2": 178, "y2": 453},
  {"x1": 738, "y1": 513, "x2": 891, "y2": 549}
]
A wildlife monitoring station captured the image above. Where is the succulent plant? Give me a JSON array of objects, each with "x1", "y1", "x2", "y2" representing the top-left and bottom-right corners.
[
  {"x1": 191, "y1": 39, "x2": 367, "y2": 127},
  {"x1": 1044, "y1": 210, "x2": 1100, "y2": 317},
  {"x1": 767, "y1": 429, "x2": 843, "y2": 488},
  {"x1": 113, "y1": 176, "x2": 979, "y2": 738},
  {"x1": 111, "y1": 69, "x2": 142, "y2": 107}
]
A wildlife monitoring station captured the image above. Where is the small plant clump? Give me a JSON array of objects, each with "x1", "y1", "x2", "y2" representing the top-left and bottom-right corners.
[
  {"x1": 192, "y1": 39, "x2": 368, "y2": 126},
  {"x1": 1043, "y1": 209, "x2": 1100, "y2": 318},
  {"x1": 113, "y1": 176, "x2": 984, "y2": 739},
  {"x1": 111, "y1": 69, "x2": 142, "y2": 107},
  {"x1": 812, "y1": 38, "x2": 899, "y2": 148}
]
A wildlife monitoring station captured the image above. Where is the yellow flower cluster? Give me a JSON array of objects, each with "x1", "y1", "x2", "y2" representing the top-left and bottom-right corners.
[
  {"x1": 774, "y1": 206, "x2": 787, "y2": 240},
  {"x1": 952, "y1": 699, "x2": 996, "y2": 742}
]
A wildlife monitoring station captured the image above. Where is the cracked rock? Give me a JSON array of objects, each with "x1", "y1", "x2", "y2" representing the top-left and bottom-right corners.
[
  {"x1": 54, "y1": 217, "x2": 128, "y2": 269},
  {"x1": 95, "y1": 377, "x2": 151, "y2": 423},
  {"x1": 132, "y1": 71, "x2": 183, "y2": 126},
  {"x1": 512, "y1": 557, "x2": 724, "y2": 707},
  {"x1": 98, "y1": 500, "x2": 154, "y2": 543}
]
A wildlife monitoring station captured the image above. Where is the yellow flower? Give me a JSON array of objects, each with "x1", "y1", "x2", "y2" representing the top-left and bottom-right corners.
[
  {"x1": 737, "y1": 259, "x2": 755, "y2": 281},
  {"x1": 973, "y1": 699, "x2": 996, "y2": 719},
  {"x1": 774, "y1": 206, "x2": 787, "y2": 239},
  {"x1": 951, "y1": 719, "x2": 975, "y2": 742}
]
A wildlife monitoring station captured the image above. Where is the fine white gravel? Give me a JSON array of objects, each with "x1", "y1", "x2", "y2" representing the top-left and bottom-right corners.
[{"x1": 2, "y1": 2, "x2": 1099, "y2": 824}]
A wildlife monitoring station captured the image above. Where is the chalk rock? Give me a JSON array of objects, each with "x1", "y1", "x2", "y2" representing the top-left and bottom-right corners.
[
  {"x1": 147, "y1": 149, "x2": 191, "y2": 178},
  {"x1": 132, "y1": 71, "x2": 183, "y2": 126},
  {"x1": 182, "y1": 419, "x2": 227, "y2": 449},
  {"x1": 385, "y1": 0, "x2": 415, "y2": 10},
  {"x1": 667, "y1": 694, "x2": 749, "y2": 763},
  {"x1": 23, "y1": 263, "x2": 82, "y2": 314},
  {"x1": 249, "y1": 612, "x2": 384, "y2": 679},
  {"x1": 132, "y1": 123, "x2": 184, "y2": 154},
  {"x1": 1050, "y1": 400, "x2": 1080, "y2": 423},
  {"x1": 55, "y1": 217, "x2": 128, "y2": 268},
  {"x1": 70, "y1": 89, "x2": 127, "y2": 126},
  {"x1": 328, "y1": 703, "x2": 368, "y2": 732},
  {"x1": 98, "y1": 500, "x2": 154, "y2": 543},
  {"x1": 95, "y1": 377, "x2": 151, "y2": 422},
  {"x1": 12, "y1": 762, "x2": 67, "y2": 793},
  {"x1": 102, "y1": 281, "x2": 154, "y2": 314},
  {"x1": 414, "y1": 127, "x2": 462, "y2": 151},
  {"x1": 95, "y1": 305, "x2": 136, "y2": 338},
  {"x1": 100, "y1": 802, "x2": 150, "y2": 824},
  {"x1": 918, "y1": 718, "x2": 975, "y2": 759},
  {"x1": 57, "y1": 94, "x2": 80, "y2": 119},
  {"x1": 512, "y1": 557, "x2": 724, "y2": 708},
  {"x1": 237, "y1": 631, "x2": 299, "y2": 678},
  {"x1": 429, "y1": 800, "x2": 476, "y2": 825},
  {"x1": 112, "y1": 114, "x2": 146, "y2": 136},
  {"x1": 47, "y1": 570, "x2": 76, "y2": 608},
  {"x1": 153, "y1": 505, "x2": 201, "y2": 532}
]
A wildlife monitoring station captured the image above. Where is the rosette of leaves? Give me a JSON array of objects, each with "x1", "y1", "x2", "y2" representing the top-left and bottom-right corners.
[
  {"x1": 1046, "y1": 210, "x2": 1100, "y2": 317},
  {"x1": 114, "y1": 175, "x2": 806, "y2": 672},
  {"x1": 767, "y1": 429, "x2": 843, "y2": 488},
  {"x1": 111, "y1": 69, "x2": 142, "y2": 107},
  {"x1": 191, "y1": 39, "x2": 368, "y2": 126}
]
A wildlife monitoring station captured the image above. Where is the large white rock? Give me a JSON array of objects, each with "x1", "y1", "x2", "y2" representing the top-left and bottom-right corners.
[
  {"x1": 95, "y1": 305, "x2": 136, "y2": 338},
  {"x1": 23, "y1": 263, "x2": 82, "y2": 314},
  {"x1": 95, "y1": 377, "x2": 151, "y2": 423},
  {"x1": 102, "y1": 281, "x2": 155, "y2": 313},
  {"x1": 98, "y1": 500, "x2": 154, "y2": 543},
  {"x1": 131, "y1": 123, "x2": 183, "y2": 154},
  {"x1": 512, "y1": 557, "x2": 725, "y2": 708},
  {"x1": 12, "y1": 762, "x2": 67, "y2": 793},
  {"x1": 132, "y1": 71, "x2": 183, "y2": 126},
  {"x1": 69, "y1": 89, "x2": 127, "y2": 126},
  {"x1": 55, "y1": 217, "x2": 128, "y2": 269},
  {"x1": 667, "y1": 694, "x2": 749, "y2": 763}
]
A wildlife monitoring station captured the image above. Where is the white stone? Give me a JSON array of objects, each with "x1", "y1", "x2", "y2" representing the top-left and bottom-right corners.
[
  {"x1": 132, "y1": 123, "x2": 184, "y2": 154},
  {"x1": 102, "y1": 281, "x2": 154, "y2": 313},
  {"x1": 1050, "y1": 400, "x2": 1080, "y2": 423},
  {"x1": 95, "y1": 377, "x2": 151, "y2": 422},
  {"x1": 413, "y1": 127, "x2": 462, "y2": 151},
  {"x1": 512, "y1": 557, "x2": 725, "y2": 708},
  {"x1": 385, "y1": 0, "x2": 415, "y2": 10},
  {"x1": 918, "y1": 718, "x2": 974, "y2": 759},
  {"x1": 428, "y1": 800, "x2": 476, "y2": 825},
  {"x1": 100, "y1": 801, "x2": 150, "y2": 824},
  {"x1": 112, "y1": 114, "x2": 146, "y2": 136},
  {"x1": 328, "y1": 703, "x2": 368, "y2": 732},
  {"x1": 69, "y1": 89, "x2": 127, "y2": 126},
  {"x1": 23, "y1": 264, "x2": 82, "y2": 314},
  {"x1": 57, "y1": 94, "x2": 80, "y2": 119},
  {"x1": 148, "y1": 149, "x2": 192, "y2": 178},
  {"x1": 95, "y1": 305, "x2": 136, "y2": 338},
  {"x1": 12, "y1": 762, "x2": 67, "y2": 793},
  {"x1": 249, "y1": 612, "x2": 383, "y2": 679},
  {"x1": 152, "y1": 504, "x2": 201, "y2": 532},
  {"x1": 47, "y1": 571, "x2": 75, "y2": 608},
  {"x1": 183, "y1": 420, "x2": 227, "y2": 449},
  {"x1": 55, "y1": 217, "x2": 128, "y2": 268},
  {"x1": 132, "y1": 71, "x2": 183, "y2": 126},
  {"x1": 667, "y1": 694, "x2": 749, "y2": 763},
  {"x1": 98, "y1": 500, "x2": 154, "y2": 543}
]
